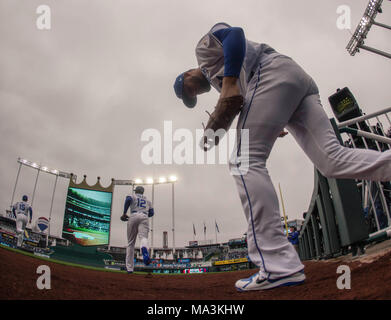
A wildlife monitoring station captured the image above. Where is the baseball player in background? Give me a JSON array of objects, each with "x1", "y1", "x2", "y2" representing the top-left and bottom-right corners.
[
  {"x1": 174, "y1": 22, "x2": 391, "y2": 291},
  {"x1": 12, "y1": 195, "x2": 33, "y2": 248},
  {"x1": 120, "y1": 186, "x2": 154, "y2": 274}
]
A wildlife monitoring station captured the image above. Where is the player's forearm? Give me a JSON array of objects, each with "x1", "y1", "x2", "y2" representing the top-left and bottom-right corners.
[
  {"x1": 123, "y1": 197, "x2": 132, "y2": 214},
  {"x1": 220, "y1": 76, "x2": 240, "y2": 98}
]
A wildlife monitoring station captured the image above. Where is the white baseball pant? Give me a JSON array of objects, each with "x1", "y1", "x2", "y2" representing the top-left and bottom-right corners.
[
  {"x1": 230, "y1": 55, "x2": 391, "y2": 278},
  {"x1": 125, "y1": 212, "x2": 149, "y2": 272},
  {"x1": 16, "y1": 214, "x2": 28, "y2": 247}
]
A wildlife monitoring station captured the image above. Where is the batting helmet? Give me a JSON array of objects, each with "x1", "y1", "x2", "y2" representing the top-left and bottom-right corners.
[
  {"x1": 22, "y1": 195, "x2": 28, "y2": 201},
  {"x1": 134, "y1": 186, "x2": 144, "y2": 195}
]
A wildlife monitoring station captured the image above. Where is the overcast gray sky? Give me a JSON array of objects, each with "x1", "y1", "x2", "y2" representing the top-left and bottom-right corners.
[{"x1": 1, "y1": 0, "x2": 390, "y2": 248}]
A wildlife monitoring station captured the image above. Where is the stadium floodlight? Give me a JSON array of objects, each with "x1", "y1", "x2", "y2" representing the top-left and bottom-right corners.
[
  {"x1": 134, "y1": 178, "x2": 143, "y2": 184},
  {"x1": 17, "y1": 157, "x2": 68, "y2": 177},
  {"x1": 346, "y1": 0, "x2": 391, "y2": 59},
  {"x1": 169, "y1": 175, "x2": 177, "y2": 182},
  {"x1": 158, "y1": 177, "x2": 167, "y2": 183},
  {"x1": 146, "y1": 177, "x2": 154, "y2": 184},
  {"x1": 364, "y1": 0, "x2": 383, "y2": 17}
]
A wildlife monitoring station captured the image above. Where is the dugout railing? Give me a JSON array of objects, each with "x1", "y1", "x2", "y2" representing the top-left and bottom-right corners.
[{"x1": 298, "y1": 107, "x2": 391, "y2": 261}]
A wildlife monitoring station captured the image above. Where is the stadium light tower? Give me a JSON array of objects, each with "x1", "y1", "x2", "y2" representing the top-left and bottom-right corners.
[
  {"x1": 112, "y1": 175, "x2": 178, "y2": 255},
  {"x1": 346, "y1": 0, "x2": 391, "y2": 59},
  {"x1": 12, "y1": 157, "x2": 72, "y2": 207},
  {"x1": 11, "y1": 157, "x2": 72, "y2": 247}
]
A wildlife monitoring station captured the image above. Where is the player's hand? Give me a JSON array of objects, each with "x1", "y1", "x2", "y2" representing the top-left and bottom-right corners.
[
  {"x1": 278, "y1": 130, "x2": 288, "y2": 138},
  {"x1": 120, "y1": 214, "x2": 129, "y2": 222},
  {"x1": 29, "y1": 220, "x2": 32, "y2": 224}
]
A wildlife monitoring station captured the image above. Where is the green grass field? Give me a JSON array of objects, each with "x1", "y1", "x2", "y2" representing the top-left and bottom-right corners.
[
  {"x1": 0, "y1": 244, "x2": 248, "y2": 276},
  {"x1": 0, "y1": 244, "x2": 129, "y2": 274},
  {"x1": 0, "y1": 244, "x2": 230, "y2": 276}
]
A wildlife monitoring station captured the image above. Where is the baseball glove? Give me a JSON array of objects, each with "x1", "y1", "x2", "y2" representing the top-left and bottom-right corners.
[
  {"x1": 120, "y1": 214, "x2": 129, "y2": 222},
  {"x1": 200, "y1": 95, "x2": 244, "y2": 151}
]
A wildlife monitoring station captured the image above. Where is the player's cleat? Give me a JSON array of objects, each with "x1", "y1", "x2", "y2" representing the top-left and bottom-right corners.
[
  {"x1": 235, "y1": 270, "x2": 305, "y2": 292},
  {"x1": 127, "y1": 271, "x2": 133, "y2": 274},
  {"x1": 141, "y1": 247, "x2": 151, "y2": 266}
]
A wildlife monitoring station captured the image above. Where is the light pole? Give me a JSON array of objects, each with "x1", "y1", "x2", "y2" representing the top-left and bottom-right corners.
[
  {"x1": 169, "y1": 176, "x2": 177, "y2": 254},
  {"x1": 145, "y1": 177, "x2": 154, "y2": 256},
  {"x1": 31, "y1": 163, "x2": 41, "y2": 207},
  {"x1": 10, "y1": 160, "x2": 23, "y2": 210},
  {"x1": 13, "y1": 157, "x2": 72, "y2": 246},
  {"x1": 346, "y1": 0, "x2": 391, "y2": 59},
  {"x1": 151, "y1": 183, "x2": 155, "y2": 254},
  {"x1": 47, "y1": 173, "x2": 59, "y2": 247}
]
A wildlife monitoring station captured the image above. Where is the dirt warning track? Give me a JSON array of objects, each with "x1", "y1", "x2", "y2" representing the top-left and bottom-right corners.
[{"x1": 1, "y1": 245, "x2": 390, "y2": 300}]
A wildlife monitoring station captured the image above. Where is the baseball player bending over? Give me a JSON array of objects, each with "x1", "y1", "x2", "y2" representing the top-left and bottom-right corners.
[
  {"x1": 174, "y1": 22, "x2": 391, "y2": 291},
  {"x1": 120, "y1": 186, "x2": 154, "y2": 274},
  {"x1": 12, "y1": 195, "x2": 33, "y2": 248}
]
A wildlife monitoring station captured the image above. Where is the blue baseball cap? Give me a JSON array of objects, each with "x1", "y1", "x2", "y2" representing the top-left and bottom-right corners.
[
  {"x1": 174, "y1": 73, "x2": 197, "y2": 108},
  {"x1": 22, "y1": 195, "x2": 28, "y2": 201},
  {"x1": 135, "y1": 186, "x2": 144, "y2": 194}
]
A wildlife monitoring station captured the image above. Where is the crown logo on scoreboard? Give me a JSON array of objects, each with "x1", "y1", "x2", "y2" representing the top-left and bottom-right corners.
[{"x1": 69, "y1": 174, "x2": 114, "y2": 193}]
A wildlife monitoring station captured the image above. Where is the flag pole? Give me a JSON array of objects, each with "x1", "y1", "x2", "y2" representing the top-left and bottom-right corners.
[
  {"x1": 215, "y1": 220, "x2": 217, "y2": 244},
  {"x1": 278, "y1": 183, "x2": 289, "y2": 237}
]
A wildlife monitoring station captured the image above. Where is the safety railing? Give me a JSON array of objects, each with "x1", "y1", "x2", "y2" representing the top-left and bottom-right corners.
[
  {"x1": 337, "y1": 107, "x2": 391, "y2": 236},
  {"x1": 298, "y1": 107, "x2": 391, "y2": 261}
]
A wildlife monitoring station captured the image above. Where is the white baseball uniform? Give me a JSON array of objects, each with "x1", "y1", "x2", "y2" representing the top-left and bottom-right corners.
[
  {"x1": 196, "y1": 22, "x2": 391, "y2": 279},
  {"x1": 124, "y1": 193, "x2": 153, "y2": 272},
  {"x1": 13, "y1": 201, "x2": 32, "y2": 247}
]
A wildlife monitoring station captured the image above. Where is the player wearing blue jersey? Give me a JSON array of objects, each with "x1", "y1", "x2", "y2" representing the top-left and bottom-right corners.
[
  {"x1": 174, "y1": 22, "x2": 391, "y2": 291},
  {"x1": 120, "y1": 186, "x2": 154, "y2": 274},
  {"x1": 12, "y1": 195, "x2": 33, "y2": 247}
]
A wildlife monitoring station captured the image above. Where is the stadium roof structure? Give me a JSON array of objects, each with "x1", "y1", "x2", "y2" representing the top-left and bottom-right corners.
[{"x1": 346, "y1": 0, "x2": 391, "y2": 59}]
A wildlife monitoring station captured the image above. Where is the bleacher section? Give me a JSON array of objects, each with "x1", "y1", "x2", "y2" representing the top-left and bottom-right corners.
[
  {"x1": 100, "y1": 236, "x2": 252, "y2": 273},
  {"x1": 1, "y1": 213, "x2": 253, "y2": 272}
]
